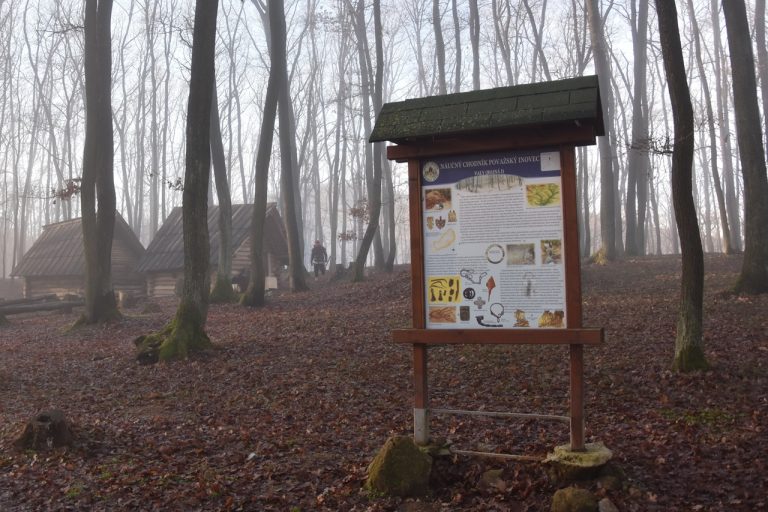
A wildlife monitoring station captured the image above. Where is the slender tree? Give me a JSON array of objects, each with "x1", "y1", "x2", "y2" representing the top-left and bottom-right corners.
[
  {"x1": 79, "y1": 0, "x2": 119, "y2": 325},
  {"x1": 136, "y1": 0, "x2": 219, "y2": 363},
  {"x1": 656, "y1": 0, "x2": 708, "y2": 371},
  {"x1": 353, "y1": 0, "x2": 384, "y2": 281},
  {"x1": 241, "y1": 0, "x2": 281, "y2": 307},
  {"x1": 586, "y1": 0, "x2": 616, "y2": 261},
  {"x1": 210, "y1": 84, "x2": 236, "y2": 303},
  {"x1": 722, "y1": 0, "x2": 768, "y2": 294}
]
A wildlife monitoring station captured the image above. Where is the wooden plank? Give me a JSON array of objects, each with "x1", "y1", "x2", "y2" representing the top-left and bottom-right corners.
[
  {"x1": 386, "y1": 124, "x2": 597, "y2": 162},
  {"x1": 560, "y1": 146, "x2": 583, "y2": 328},
  {"x1": 408, "y1": 159, "x2": 426, "y2": 329},
  {"x1": 560, "y1": 145, "x2": 586, "y2": 451},
  {"x1": 392, "y1": 328, "x2": 603, "y2": 345}
]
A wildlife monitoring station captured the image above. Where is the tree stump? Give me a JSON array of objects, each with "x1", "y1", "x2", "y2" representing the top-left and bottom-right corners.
[{"x1": 14, "y1": 410, "x2": 74, "y2": 450}]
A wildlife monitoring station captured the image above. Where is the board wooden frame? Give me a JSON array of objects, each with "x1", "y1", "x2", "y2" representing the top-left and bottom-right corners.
[{"x1": 392, "y1": 140, "x2": 602, "y2": 452}]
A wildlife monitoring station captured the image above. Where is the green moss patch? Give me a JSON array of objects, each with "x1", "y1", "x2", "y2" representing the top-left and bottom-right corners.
[{"x1": 135, "y1": 300, "x2": 213, "y2": 364}]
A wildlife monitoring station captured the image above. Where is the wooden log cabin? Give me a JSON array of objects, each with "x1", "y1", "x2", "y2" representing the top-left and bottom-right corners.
[
  {"x1": 11, "y1": 213, "x2": 145, "y2": 298},
  {"x1": 137, "y1": 203, "x2": 288, "y2": 297}
]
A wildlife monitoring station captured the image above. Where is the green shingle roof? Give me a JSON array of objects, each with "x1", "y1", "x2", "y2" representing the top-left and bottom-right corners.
[{"x1": 370, "y1": 75, "x2": 604, "y2": 143}]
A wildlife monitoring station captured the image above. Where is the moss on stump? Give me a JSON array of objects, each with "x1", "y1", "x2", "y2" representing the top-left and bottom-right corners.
[
  {"x1": 545, "y1": 442, "x2": 613, "y2": 483},
  {"x1": 365, "y1": 436, "x2": 432, "y2": 497},
  {"x1": 135, "y1": 300, "x2": 213, "y2": 364},
  {"x1": 551, "y1": 487, "x2": 598, "y2": 512}
]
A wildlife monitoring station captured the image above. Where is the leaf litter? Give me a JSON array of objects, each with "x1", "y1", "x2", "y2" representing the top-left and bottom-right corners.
[{"x1": 0, "y1": 254, "x2": 766, "y2": 511}]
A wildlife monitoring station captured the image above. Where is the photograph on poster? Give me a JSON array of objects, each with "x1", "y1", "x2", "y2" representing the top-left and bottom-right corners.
[{"x1": 422, "y1": 149, "x2": 567, "y2": 330}]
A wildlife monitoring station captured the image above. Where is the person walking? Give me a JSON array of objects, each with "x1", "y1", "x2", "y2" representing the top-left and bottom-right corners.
[{"x1": 310, "y1": 239, "x2": 328, "y2": 279}]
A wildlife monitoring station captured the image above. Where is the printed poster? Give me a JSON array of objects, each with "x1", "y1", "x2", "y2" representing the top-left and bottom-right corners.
[{"x1": 422, "y1": 149, "x2": 567, "y2": 330}]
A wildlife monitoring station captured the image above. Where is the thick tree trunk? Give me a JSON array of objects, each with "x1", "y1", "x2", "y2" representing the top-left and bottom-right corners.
[
  {"x1": 80, "y1": 0, "x2": 119, "y2": 325},
  {"x1": 756, "y1": 0, "x2": 768, "y2": 151},
  {"x1": 656, "y1": 0, "x2": 707, "y2": 372},
  {"x1": 723, "y1": 0, "x2": 768, "y2": 293},
  {"x1": 136, "y1": 0, "x2": 218, "y2": 363}
]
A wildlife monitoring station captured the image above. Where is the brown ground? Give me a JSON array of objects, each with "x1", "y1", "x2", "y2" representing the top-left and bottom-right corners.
[{"x1": 0, "y1": 255, "x2": 766, "y2": 511}]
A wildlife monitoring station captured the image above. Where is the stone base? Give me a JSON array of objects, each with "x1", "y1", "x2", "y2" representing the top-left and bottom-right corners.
[
  {"x1": 365, "y1": 436, "x2": 432, "y2": 497},
  {"x1": 545, "y1": 442, "x2": 613, "y2": 483}
]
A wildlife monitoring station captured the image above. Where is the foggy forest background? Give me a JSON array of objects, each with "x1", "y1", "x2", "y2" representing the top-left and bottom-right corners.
[{"x1": 0, "y1": 0, "x2": 762, "y2": 276}]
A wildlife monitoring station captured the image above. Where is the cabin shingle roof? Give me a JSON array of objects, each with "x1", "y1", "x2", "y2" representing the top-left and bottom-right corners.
[
  {"x1": 136, "y1": 203, "x2": 287, "y2": 273},
  {"x1": 370, "y1": 75, "x2": 604, "y2": 143},
  {"x1": 11, "y1": 213, "x2": 143, "y2": 277}
]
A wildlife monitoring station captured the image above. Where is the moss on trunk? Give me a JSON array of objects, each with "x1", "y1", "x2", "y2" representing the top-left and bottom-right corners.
[
  {"x1": 209, "y1": 273, "x2": 236, "y2": 303},
  {"x1": 135, "y1": 300, "x2": 212, "y2": 364},
  {"x1": 673, "y1": 343, "x2": 709, "y2": 372}
]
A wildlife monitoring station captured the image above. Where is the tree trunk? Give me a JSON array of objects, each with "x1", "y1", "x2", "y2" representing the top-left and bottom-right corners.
[
  {"x1": 276, "y1": 0, "x2": 308, "y2": 292},
  {"x1": 723, "y1": 0, "x2": 768, "y2": 294},
  {"x1": 468, "y1": 0, "x2": 480, "y2": 90},
  {"x1": 433, "y1": 0, "x2": 446, "y2": 95},
  {"x1": 451, "y1": 0, "x2": 461, "y2": 92},
  {"x1": 136, "y1": 0, "x2": 218, "y2": 363},
  {"x1": 353, "y1": 0, "x2": 384, "y2": 281},
  {"x1": 586, "y1": 0, "x2": 616, "y2": 261},
  {"x1": 711, "y1": 0, "x2": 742, "y2": 250},
  {"x1": 79, "y1": 0, "x2": 119, "y2": 325},
  {"x1": 755, "y1": 0, "x2": 768, "y2": 151},
  {"x1": 655, "y1": 0, "x2": 707, "y2": 372},
  {"x1": 210, "y1": 84, "x2": 236, "y2": 303},
  {"x1": 625, "y1": 0, "x2": 648, "y2": 256},
  {"x1": 242, "y1": 0, "x2": 282, "y2": 307},
  {"x1": 687, "y1": 0, "x2": 733, "y2": 253}
]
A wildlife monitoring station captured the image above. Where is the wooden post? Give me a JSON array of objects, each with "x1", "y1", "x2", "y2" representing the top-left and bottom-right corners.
[
  {"x1": 413, "y1": 344, "x2": 429, "y2": 445},
  {"x1": 569, "y1": 343, "x2": 585, "y2": 451},
  {"x1": 560, "y1": 146, "x2": 586, "y2": 451}
]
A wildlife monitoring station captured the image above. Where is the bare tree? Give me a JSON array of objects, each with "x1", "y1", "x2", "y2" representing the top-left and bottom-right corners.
[
  {"x1": 685, "y1": 0, "x2": 733, "y2": 253},
  {"x1": 136, "y1": 0, "x2": 219, "y2": 363},
  {"x1": 79, "y1": 0, "x2": 119, "y2": 325},
  {"x1": 432, "y1": 0, "x2": 446, "y2": 95},
  {"x1": 722, "y1": 0, "x2": 768, "y2": 294},
  {"x1": 656, "y1": 0, "x2": 708, "y2": 371},
  {"x1": 209, "y1": 83, "x2": 236, "y2": 303},
  {"x1": 586, "y1": 0, "x2": 616, "y2": 260}
]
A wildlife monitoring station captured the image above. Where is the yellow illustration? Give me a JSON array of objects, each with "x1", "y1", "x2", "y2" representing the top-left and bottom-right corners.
[
  {"x1": 427, "y1": 275, "x2": 462, "y2": 303},
  {"x1": 526, "y1": 183, "x2": 561, "y2": 207},
  {"x1": 538, "y1": 310, "x2": 565, "y2": 328},
  {"x1": 514, "y1": 309, "x2": 530, "y2": 327}
]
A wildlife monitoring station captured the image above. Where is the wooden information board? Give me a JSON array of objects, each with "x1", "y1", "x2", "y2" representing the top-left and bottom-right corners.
[{"x1": 372, "y1": 77, "x2": 605, "y2": 454}]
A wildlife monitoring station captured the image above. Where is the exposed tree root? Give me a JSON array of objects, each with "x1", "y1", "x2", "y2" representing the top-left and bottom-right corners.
[{"x1": 134, "y1": 300, "x2": 213, "y2": 364}]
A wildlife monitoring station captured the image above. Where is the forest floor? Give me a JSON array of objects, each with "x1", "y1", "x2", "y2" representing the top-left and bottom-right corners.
[{"x1": 0, "y1": 254, "x2": 766, "y2": 511}]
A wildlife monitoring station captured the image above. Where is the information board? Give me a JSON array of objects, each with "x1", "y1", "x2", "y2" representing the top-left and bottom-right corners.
[{"x1": 421, "y1": 148, "x2": 566, "y2": 330}]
